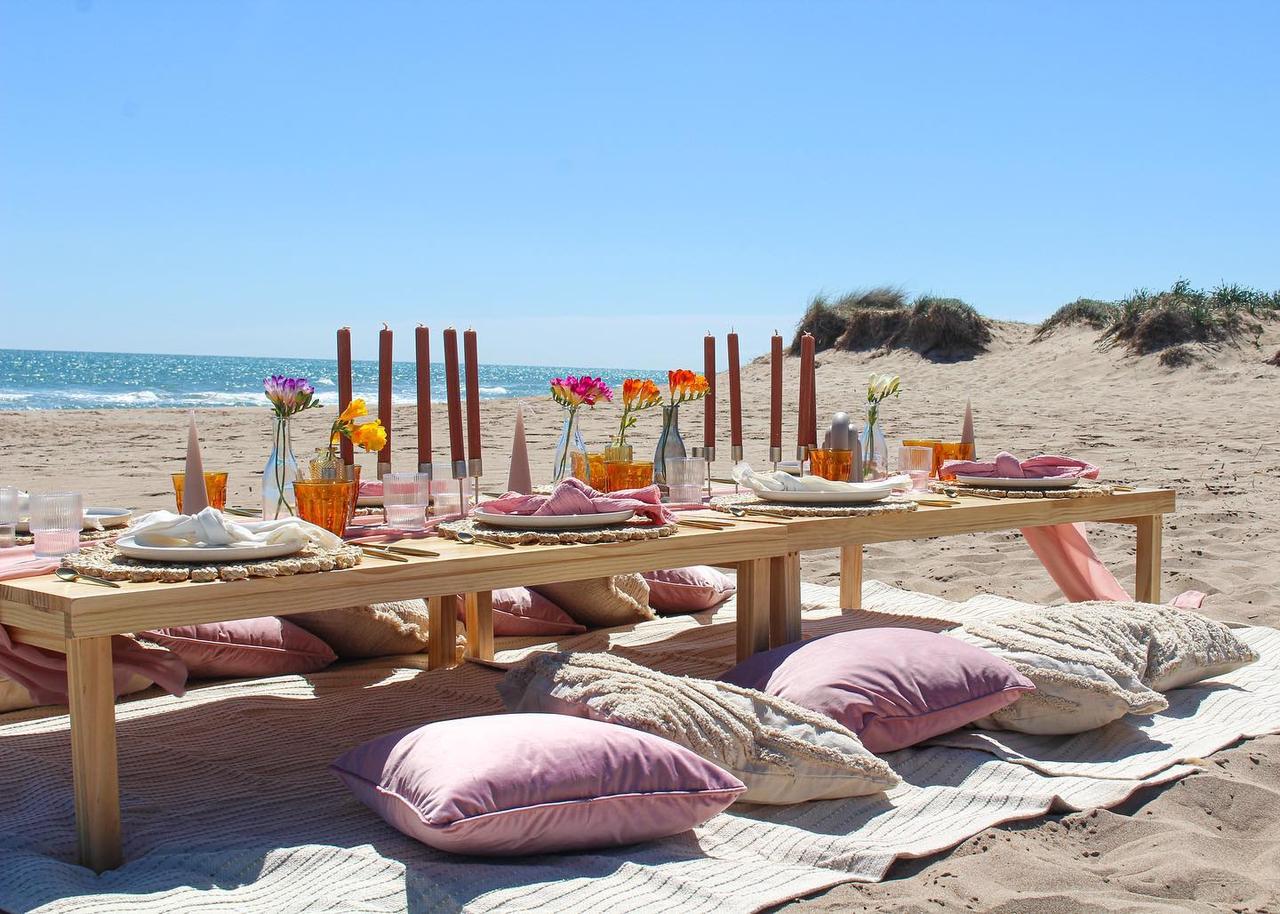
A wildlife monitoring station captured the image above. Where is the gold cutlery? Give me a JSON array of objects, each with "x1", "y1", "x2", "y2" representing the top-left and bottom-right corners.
[
  {"x1": 55, "y1": 567, "x2": 122, "y2": 588},
  {"x1": 360, "y1": 546, "x2": 409, "y2": 562},
  {"x1": 454, "y1": 530, "x2": 517, "y2": 550}
]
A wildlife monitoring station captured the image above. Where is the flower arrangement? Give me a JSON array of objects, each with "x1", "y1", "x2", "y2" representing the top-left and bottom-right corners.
[
  {"x1": 264, "y1": 375, "x2": 322, "y2": 419},
  {"x1": 550, "y1": 375, "x2": 614, "y2": 410},
  {"x1": 665, "y1": 369, "x2": 710, "y2": 405},
  {"x1": 865, "y1": 372, "x2": 901, "y2": 427},
  {"x1": 328, "y1": 398, "x2": 388, "y2": 456},
  {"x1": 614, "y1": 378, "x2": 662, "y2": 448}
]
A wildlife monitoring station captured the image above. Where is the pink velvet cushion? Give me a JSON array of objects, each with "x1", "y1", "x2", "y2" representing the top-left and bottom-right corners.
[
  {"x1": 455, "y1": 588, "x2": 587, "y2": 637},
  {"x1": 331, "y1": 713, "x2": 744, "y2": 856},
  {"x1": 141, "y1": 617, "x2": 337, "y2": 679},
  {"x1": 642, "y1": 567, "x2": 737, "y2": 615},
  {"x1": 719, "y1": 628, "x2": 1035, "y2": 753}
]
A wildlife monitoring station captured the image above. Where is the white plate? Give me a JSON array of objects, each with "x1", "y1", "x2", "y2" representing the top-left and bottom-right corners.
[
  {"x1": 114, "y1": 534, "x2": 303, "y2": 563},
  {"x1": 756, "y1": 487, "x2": 892, "y2": 505},
  {"x1": 16, "y1": 507, "x2": 133, "y2": 534},
  {"x1": 953, "y1": 475, "x2": 1081, "y2": 490},
  {"x1": 472, "y1": 507, "x2": 636, "y2": 530}
]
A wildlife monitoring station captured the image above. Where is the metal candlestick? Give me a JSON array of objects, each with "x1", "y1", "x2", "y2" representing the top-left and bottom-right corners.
[
  {"x1": 468, "y1": 457, "x2": 483, "y2": 509},
  {"x1": 769, "y1": 445, "x2": 782, "y2": 473},
  {"x1": 451, "y1": 458, "x2": 468, "y2": 516}
]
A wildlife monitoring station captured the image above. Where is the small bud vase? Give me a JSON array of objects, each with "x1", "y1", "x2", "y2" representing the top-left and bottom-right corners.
[
  {"x1": 262, "y1": 416, "x2": 299, "y2": 519},
  {"x1": 653, "y1": 404, "x2": 687, "y2": 492},
  {"x1": 860, "y1": 408, "x2": 889, "y2": 480},
  {"x1": 552, "y1": 408, "x2": 588, "y2": 484}
]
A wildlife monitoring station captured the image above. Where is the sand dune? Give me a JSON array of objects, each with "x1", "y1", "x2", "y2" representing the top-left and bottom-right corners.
[{"x1": 2, "y1": 321, "x2": 1279, "y2": 911}]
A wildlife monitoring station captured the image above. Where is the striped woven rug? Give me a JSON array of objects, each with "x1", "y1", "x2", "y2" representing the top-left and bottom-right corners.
[{"x1": 0, "y1": 581, "x2": 1275, "y2": 913}]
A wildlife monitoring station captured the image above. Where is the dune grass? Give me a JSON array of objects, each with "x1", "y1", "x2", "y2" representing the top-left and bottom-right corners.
[
  {"x1": 791, "y1": 288, "x2": 990, "y2": 360},
  {"x1": 1032, "y1": 298, "x2": 1120, "y2": 341},
  {"x1": 1100, "y1": 280, "x2": 1278, "y2": 356},
  {"x1": 1158, "y1": 345, "x2": 1198, "y2": 368}
]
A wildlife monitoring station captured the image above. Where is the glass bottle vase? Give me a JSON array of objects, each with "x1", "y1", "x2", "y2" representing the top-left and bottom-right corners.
[
  {"x1": 552, "y1": 409, "x2": 588, "y2": 484},
  {"x1": 860, "y1": 410, "x2": 889, "y2": 481},
  {"x1": 262, "y1": 416, "x2": 299, "y2": 519},
  {"x1": 652, "y1": 404, "x2": 687, "y2": 491}
]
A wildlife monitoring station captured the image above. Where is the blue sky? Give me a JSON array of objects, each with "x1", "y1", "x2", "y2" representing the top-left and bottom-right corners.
[{"x1": 2, "y1": 0, "x2": 1277, "y2": 366}]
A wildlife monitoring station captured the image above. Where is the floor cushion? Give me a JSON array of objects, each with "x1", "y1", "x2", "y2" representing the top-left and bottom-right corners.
[
  {"x1": 456, "y1": 588, "x2": 587, "y2": 637},
  {"x1": 643, "y1": 567, "x2": 736, "y2": 615},
  {"x1": 531, "y1": 575, "x2": 654, "y2": 628},
  {"x1": 290, "y1": 600, "x2": 432, "y2": 658},
  {"x1": 331, "y1": 713, "x2": 744, "y2": 855},
  {"x1": 140, "y1": 617, "x2": 337, "y2": 679},
  {"x1": 719, "y1": 628, "x2": 1034, "y2": 753},
  {"x1": 499, "y1": 651, "x2": 899, "y2": 804}
]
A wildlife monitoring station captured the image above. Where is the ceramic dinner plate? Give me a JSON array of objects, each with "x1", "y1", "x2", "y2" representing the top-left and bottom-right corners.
[
  {"x1": 756, "y1": 487, "x2": 892, "y2": 505},
  {"x1": 114, "y1": 534, "x2": 303, "y2": 563},
  {"x1": 16, "y1": 506, "x2": 133, "y2": 534},
  {"x1": 953, "y1": 475, "x2": 1081, "y2": 490},
  {"x1": 471, "y1": 507, "x2": 635, "y2": 530}
]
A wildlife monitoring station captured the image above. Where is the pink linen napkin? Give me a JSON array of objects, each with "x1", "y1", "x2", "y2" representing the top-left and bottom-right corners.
[
  {"x1": 478, "y1": 477, "x2": 674, "y2": 526},
  {"x1": 358, "y1": 480, "x2": 383, "y2": 498},
  {"x1": 943, "y1": 451, "x2": 1100, "y2": 480},
  {"x1": 0, "y1": 545, "x2": 60, "y2": 582}
]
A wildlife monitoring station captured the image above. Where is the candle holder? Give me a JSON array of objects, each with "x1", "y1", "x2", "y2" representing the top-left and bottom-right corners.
[
  {"x1": 769, "y1": 445, "x2": 783, "y2": 471},
  {"x1": 730, "y1": 445, "x2": 743, "y2": 462},
  {"x1": 468, "y1": 457, "x2": 484, "y2": 505}
]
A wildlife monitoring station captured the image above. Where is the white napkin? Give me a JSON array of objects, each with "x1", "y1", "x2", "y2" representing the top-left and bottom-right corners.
[
  {"x1": 732, "y1": 462, "x2": 911, "y2": 494},
  {"x1": 130, "y1": 508, "x2": 345, "y2": 551}
]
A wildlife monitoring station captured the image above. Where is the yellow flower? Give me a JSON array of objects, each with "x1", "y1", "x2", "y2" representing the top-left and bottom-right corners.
[
  {"x1": 351, "y1": 419, "x2": 387, "y2": 453},
  {"x1": 339, "y1": 398, "x2": 368, "y2": 422}
]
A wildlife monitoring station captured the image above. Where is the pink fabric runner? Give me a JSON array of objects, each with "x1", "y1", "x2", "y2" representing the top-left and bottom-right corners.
[
  {"x1": 478, "y1": 478, "x2": 675, "y2": 526},
  {"x1": 942, "y1": 451, "x2": 1100, "y2": 480},
  {"x1": 0, "y1": 544, "x2": 59, "y2": 582}
]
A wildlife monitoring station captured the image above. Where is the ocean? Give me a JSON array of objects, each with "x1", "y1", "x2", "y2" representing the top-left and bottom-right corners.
[{"x1": 0, "y1": 349, "x2": 660, "y2": 411}]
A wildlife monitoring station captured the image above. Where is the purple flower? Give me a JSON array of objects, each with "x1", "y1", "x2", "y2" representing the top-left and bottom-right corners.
[{"x1": 264, "y1": 375, "x2": 321, "y2": 418}]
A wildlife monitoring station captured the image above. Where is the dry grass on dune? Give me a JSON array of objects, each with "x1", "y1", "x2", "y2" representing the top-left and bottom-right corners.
[
  {"x1": 791, "y1": 288, "x2": 990, "y2": 361},
  {"x1": 1100, "y1": 280, "x2": 1279, "y2": 357},
  {"x1": 1031, "y1": 298, "x2": 1120, "y2": 341}
]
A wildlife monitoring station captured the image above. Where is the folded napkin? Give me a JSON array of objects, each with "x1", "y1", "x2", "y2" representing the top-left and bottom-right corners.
[
  {"x1": 732, "y1": 462, "x2": 910, "y2": 494},
  {"x1": 131, "y1": 508, "x2": 345, "y2": 551},
  {"x1": 943, "y1": 452, "x2": 1100, "y2": 480},
  {"x1": 478, "y1": 477, "x2": 674, "y2": 526},
  {"x1": 358, "y1": 480, "x2": 383, "y2": 498},
  {"x1": 0, "y1": 544, "x2": 60, "y2": 582}
]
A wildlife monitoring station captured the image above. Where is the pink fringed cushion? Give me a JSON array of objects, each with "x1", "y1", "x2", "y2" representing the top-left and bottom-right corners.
[
  {"x1": 331, "y1": 713, "x2": 744, "y2": 856},
  {"x1": 642, "y1": 567, "x2": 736, "y2": 614},
  {"x1": 455, "y1": 588, "x2": 587, "y2": 637},
  {"x1": 719, "y1": 628, "x2": 1035, "y2": 753},
  {"x1": 141, "y1": 617, "x2": 337, "y2": 679}
]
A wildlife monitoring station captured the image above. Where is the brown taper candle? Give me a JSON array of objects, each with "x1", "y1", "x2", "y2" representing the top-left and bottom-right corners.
[
  {"x1": 703, "y1": 333, "x2": 716, "y2": 453},
  {"x1": 442, "y1": 327, "x2": 465, "y2": 477},
  {"x1": 336, "y1": 327, "x2": 354, "y2": 466},
  {"x1": 415, "y1": 325, "x2": 432, "y2": 472},
  {"x1": 727, "y1": 331, "x2": 743, "y2": 457},
  {"x1": 463, "y1": 327, "x2": 482, "y2": 477}
]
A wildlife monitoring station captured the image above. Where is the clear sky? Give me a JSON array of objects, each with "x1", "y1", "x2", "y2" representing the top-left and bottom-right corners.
[{"x1": 2, "y1": 1, "x2": 1277, "y2": 366}]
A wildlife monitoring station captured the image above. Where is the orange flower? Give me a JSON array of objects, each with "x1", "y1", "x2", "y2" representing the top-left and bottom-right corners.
[
  {"x1": 622, "y1": 378, "x2": 661, "y2": 410},
  {"x1": 666, "y1": 369, "x2": 709, "y2": 405},
  {"x1": 350, "y1": 418, "x2": 387, "y2": 453}
]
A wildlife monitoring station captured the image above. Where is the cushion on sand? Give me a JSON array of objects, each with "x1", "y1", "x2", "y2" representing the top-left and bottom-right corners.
[
  {"x1": 499, "y1": 651, "x2": 899, "y2": 804},
  {"x1": 531, "y1": 574, "x2": 654, "y2": 628},
  {"x1": 140, "y1": 617, "x2": 337, "y2": 679},
  {"x1": 289, "y1": 600, "x2": 432, "y2": 658},
  {"x1": 643, "y1": 566, "x2": 736, "y2": 615},
  {"x1": 719, "y1": 628, "x2": 1035, "y2": 753},
  {"x1": 946, "y1": 602, "x2": 1167, "y2": 734},
  {"x1": 331, "y1": 713, "x2": 744, "y2": 855},
  {"x1": 0, "y1": 671, "x2": 154, "y2": 714},
  {"x1": 455, "y1": 587, "x2": 587, "y2": 637}
]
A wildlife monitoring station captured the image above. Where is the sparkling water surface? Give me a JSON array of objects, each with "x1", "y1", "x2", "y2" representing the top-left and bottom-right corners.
[{"x1": 0, "y1": 349, "x2": 660, "y2": 410}]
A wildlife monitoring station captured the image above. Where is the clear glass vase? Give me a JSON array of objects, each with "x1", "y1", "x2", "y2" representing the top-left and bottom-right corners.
[
  {"x1": 860, "y1": 408, "x2": 889, "y2": 481},
  {"x1": 262, "y1": 416, "x2": 299, "y2": 518},
  {"x1": 652, "y1": 404, "x2": 687, "y2": 491},
  {"x1": 552, "y1": 409, "x2": 588, "y2": 484}
]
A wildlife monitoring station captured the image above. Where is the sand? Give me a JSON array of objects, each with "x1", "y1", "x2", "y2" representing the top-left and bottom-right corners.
[{"x1": 3, "y1": 320, "x2": 1280, "y2": 912}]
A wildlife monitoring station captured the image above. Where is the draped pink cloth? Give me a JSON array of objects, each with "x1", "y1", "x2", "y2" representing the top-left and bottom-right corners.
[
  {"x1": 479, "y1": 478, "x2": 674, "y2": 526},
  {"x1": 943, "y1": 451, "x2": 1100, "y2": 480},
  {"x1": 0, "y1": 544, "x2": 59, "y2": 582}
]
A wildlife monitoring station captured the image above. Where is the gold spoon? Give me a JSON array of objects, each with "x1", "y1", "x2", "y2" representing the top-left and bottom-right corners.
[
  {"x1": 725, "y1": 505, "x2": 791, "y2": 523},
  {"x1": 359, "y1": 546, "x2": 409, "y2": 562},
  {"x1": 55, "y1": 567, "x2": 121, "y2": 588},
  {"x1": 454, "y1": 529, "x2": 517, "y2": 550}
]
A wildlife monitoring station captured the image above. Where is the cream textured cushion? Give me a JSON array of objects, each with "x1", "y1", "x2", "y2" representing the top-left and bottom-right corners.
[
  {"x1": 0, "y1": 672, "x2": 153, "y2": 714},
  {"x1": 531, "y1": 574, "x2": 654, "y2": 629},
  {"x1": 290, "y1": 600, "x2": 433, "y2": 658},
  {"x1": 499, "y1": 651, "x2": 899, "y2": 805},
  {"x1": 947, "y1": 597, "x2": 1257, "y2": 735}
]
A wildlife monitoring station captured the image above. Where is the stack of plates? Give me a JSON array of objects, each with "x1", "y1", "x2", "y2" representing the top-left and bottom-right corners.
[{"x1": 17, "y1": 506, "x2": 133, "y2": 534}]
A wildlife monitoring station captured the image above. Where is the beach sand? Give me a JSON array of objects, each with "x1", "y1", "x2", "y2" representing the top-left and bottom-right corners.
[{"x1": 3, "y1": 321, "x2": 1279, "y2": 911}]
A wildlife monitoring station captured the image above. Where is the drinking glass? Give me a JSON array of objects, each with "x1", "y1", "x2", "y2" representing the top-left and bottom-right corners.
[
  {"x1": 897, "y1": 446, "x2": 934, "y2": 492},
  {"x1": 384, "y1": 472, "x2": 431, "y2": 529},
  {"x1": 0, "y1": 486, "x2": 19, "y2": 548},
  {"x1": 294, "y1": 480, "x2": 356, "y2": 536},
  {"x1": 171, "y1": 472, "x2": 229, "y2": 512},
  {"x1": 430, "y1": 492, "x2": 470, "y2": 518},
  {"x1": 665, "y1": 457, "x2": 705, "y2": 505},
  {"x1": 29, "y1": 492, "x2": 83, "y2": 557},
  {"x1": 901, "y1": 439, "x2": 942, "y2": 477},
  {"x1": 934, "y1": 442, "x2": 977, "y2": 481},
  {"x1": 809, "y1": 448, "x2": 853, "y2": 482}
]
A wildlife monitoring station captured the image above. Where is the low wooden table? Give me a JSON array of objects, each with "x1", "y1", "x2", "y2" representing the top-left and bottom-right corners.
[
  {"x1": 745, "y1": 487, "x2": 1176, "y2": 646},
  {"x1": 0, "y1": 521, "x2": 790, "y2": 872}
]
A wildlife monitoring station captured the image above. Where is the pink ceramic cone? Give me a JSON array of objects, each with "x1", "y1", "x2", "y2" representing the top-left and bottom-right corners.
[
  {"x1": 182, "y1": 412, "x2": 210, "y2": 514},
  {"x1": 961, "y1": 399, "x2": 975, "y2": 451},
  {"x1": 507, "y1": 402, "x2": 533, "y2": 494}
]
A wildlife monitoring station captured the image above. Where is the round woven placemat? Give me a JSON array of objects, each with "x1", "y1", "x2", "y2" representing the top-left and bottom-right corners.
[
  {"x1": 929, "y1": 481, "x2": 1117, "y2": 500},
  {"x1": 14, "y1": 528, "x2": 119, "y2": 548},
  {"x1": 709, "y1": 493, "x2": 918, "y2": 518},
  {"x1": 62, "y1": 542, "x2": 363, "y2": 583},
  {"x1": 439, "y1": 517, "x2": 678, "y2": 546}
]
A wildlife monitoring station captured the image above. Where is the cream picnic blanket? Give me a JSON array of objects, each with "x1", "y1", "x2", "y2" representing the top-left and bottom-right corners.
[{"x1": 0, "y1": 582, "x2": 1276, "y2": 914}]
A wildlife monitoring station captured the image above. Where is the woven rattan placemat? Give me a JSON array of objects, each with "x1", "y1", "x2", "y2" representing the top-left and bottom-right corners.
[
  {"x1": 929, "y1": 481, "x2": 1118, "y2": 499},
  {"x1": 709, "y1": 493, "x2": 918, "y2": 518},
  {"x1": 62, "y1": 542, "x2": 363, "y2": 583},
  {"x1": 440, "y1": 517, "x2": 678, "y2": 546}
]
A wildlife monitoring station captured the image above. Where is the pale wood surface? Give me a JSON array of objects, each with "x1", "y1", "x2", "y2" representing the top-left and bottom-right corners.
[
  {"x1": 1135, "y1": 514, "x2": 1164, "y2": 604},
  {"x1": 839, "y1": 545, "x2": 864, "y2": 610},
  {"x1": 463, "y1": 591, "x2": 494, "y2": 661},
  {"x1": 735, "y1": 558, "x2": 771, "y2": 661},
  {"x1": 66, "y1": 635, "x2": 121, "y2": 873},
  {"x1": 769, "y1": 553, "x2": 801, "y2": 648},
  {"x1": 427, "y1": 594, "x2": 459, "y2": 669}
]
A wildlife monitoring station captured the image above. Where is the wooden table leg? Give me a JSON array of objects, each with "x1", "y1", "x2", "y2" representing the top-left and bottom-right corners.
[
  {"x1": 463, "y1": 591, "x2": 494, "y2": 661},
  {"x1": 769, "y1": 553, "x2": 801, "y2": 648},
  {"x1": 735, "y1": 558, "x2": 771, "y2": 661},
  {"x1": 66, "y1": 636, "x2": 122, "y2": 872},
  {"x1": 1135, "y1": 514, "x2": 1163, "y2": 604},
  {"x1": 839, "y1": 544, "x2": 863, "y2": 611},
  {"x1": 428, "y1": 594, "x2": 460, "y2": 669}
]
